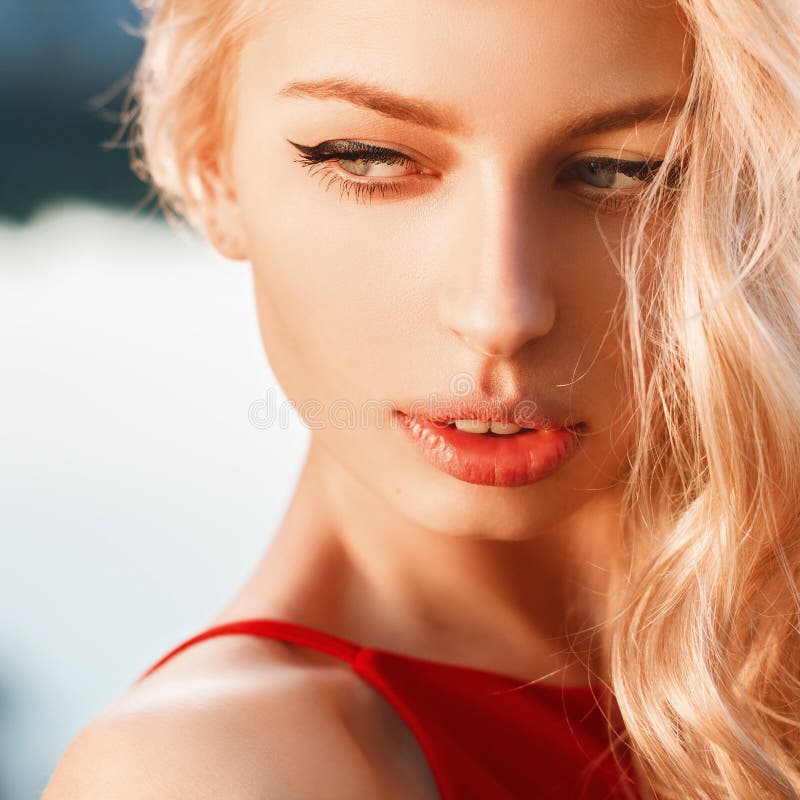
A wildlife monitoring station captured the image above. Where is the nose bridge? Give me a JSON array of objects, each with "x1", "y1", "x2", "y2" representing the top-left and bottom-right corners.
[{"x1": 439, "y1": 164, "x2": 556, "y2": 359}]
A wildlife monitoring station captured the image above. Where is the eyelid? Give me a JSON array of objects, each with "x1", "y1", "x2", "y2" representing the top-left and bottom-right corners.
[
  {"x1": 557, "y1": 147, "x2": 666, "y2": 169},
  {"x1": 287, "y1": 138, "x2": 441, "y2": 175}
]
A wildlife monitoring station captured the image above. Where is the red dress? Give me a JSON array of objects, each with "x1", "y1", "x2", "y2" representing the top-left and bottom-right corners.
[{"x1": 136, "y1": 618, "x2": 642, "y2": 800}]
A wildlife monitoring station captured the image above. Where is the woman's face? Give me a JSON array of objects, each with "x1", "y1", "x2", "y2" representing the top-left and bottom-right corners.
[{"x1": 222, "y1": 0, "x2": 691, "y2": 539}]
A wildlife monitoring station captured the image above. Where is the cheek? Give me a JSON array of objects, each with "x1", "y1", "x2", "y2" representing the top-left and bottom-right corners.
[
  {"x1": 240, "y1": 184, "x2": 424, "y2": 408},
  {"x1": 548, "y1": 209, "x2": 625, "y2": 311},
  {"x1": 543, "y1": 213, "x2": 642, "y2": 473}
]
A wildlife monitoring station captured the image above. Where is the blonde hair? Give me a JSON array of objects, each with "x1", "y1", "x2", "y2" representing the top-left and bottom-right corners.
[
  {"x1": 124, "y1": 1, "x2": 800, "y2": 797},
  {"x1": 123, "y1": 0, "x2": 268, "y2": 229},
  {"x1": 608, "y1": 0, "x2": 800, "y2": 796}
]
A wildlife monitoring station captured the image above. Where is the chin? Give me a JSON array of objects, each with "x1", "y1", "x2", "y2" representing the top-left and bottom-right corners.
[{"x1": 385, "y1": 466, "x2": 587, "y2": 542}]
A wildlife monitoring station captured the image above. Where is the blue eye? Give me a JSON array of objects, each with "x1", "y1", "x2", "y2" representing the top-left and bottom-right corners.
[
  {"x1": 560, "y1": 155, "x2": 678, "y2": 212},
  {"x1": 288, "y1": 138, "x2": 677, "y2": 211},
  {"x1": 567, "y1": 157, "x2": 663, "y2": 190},
  {"x1": 288, "y1": 139, "x2": 421, "y2": 204}
]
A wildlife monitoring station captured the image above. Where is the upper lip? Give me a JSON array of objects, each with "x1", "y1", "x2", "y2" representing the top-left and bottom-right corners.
[{"x1": 396, "y1": 395, "x2": 582, "y2": 431}]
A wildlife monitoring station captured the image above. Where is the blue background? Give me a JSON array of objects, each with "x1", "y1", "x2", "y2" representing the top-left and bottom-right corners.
[{"x1": 1, "y1": 0, "x2": 147, "y2": 220}]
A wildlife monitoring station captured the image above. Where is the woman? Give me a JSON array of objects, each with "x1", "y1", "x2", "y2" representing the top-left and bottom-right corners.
[{"x1": 43, "y1": 1, "x2": 800, "y2": 798}]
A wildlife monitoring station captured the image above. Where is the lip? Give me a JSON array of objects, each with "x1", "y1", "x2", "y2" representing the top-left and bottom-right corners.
[
  {"x1": 398, "y1": 396, "x2": 583, "y2": 432},
  {"x1": 394, "y1": 399, "x2": 585, "y2": 488}
]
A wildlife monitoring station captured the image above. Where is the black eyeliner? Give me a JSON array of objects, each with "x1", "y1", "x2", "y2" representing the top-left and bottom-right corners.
[{"x1": 286, "y1": 138, "x2": 407, "y2": 162}]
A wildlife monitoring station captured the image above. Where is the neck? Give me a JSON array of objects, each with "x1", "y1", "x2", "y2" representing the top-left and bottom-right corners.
[{"x1": 229, "y1": 436, "x2": 623, "y2": 687}]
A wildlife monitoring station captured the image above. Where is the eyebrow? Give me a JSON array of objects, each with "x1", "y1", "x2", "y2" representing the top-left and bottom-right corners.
[{"x1": 277, "y1": 77, "x2": 688, "y2": 139}]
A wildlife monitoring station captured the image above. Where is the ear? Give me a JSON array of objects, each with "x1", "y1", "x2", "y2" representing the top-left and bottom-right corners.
[{"x1": 197, "y1": 163, "x2": 249, "y2": 262}]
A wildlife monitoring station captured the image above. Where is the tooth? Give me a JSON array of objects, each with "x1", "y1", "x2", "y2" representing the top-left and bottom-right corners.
[
  {"x1": 489, "y1": 421, "x2": 521, "y2": 435},
  {"x1": 454, "y1": 419, "x2": 490, "y2": 434}
]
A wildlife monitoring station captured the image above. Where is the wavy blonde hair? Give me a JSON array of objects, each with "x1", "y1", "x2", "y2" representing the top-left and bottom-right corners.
[{"x1": 123, "y1": 1, "x2": 800, "y2": 797}]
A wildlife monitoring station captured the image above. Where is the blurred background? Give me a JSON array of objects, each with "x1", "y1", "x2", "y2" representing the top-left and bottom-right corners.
[{"x1": 0, "y1": 3, "x2": 307, "y2": 798}]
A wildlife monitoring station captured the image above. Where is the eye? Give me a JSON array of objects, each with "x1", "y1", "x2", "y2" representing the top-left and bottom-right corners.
[
  {"x1": 288, "y1": 138, "x2": 681, "y2": 211},
  {"x1": 560, "y1": 155, "x2": 680, "y2": 213},
  {"x1": 287, "y1": 139, "x2": 429, "y2": 205}
]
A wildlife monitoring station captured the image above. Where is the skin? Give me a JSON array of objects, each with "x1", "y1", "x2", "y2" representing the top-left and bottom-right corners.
[{"x1": 44, "y1": 2, "x2": 691, "y2": 797}]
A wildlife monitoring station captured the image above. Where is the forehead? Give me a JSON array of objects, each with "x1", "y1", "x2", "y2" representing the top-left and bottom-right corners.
[{"x1": 239, "y1": 0, "x2": 692, "y2": 150}]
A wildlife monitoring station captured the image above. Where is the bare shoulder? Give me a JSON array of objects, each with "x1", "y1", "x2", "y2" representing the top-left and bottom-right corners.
[{"x1": 41, "y1": 634, "x2": 401, "y2": 800}]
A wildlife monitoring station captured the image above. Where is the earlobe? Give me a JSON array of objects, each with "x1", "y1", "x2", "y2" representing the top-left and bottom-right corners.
[
  {"x1": 199, "y1": 165, "x2": 249, "y2": 262},
  {"x1": 204, "y1": 214, "x2": 248, "y2": 261}
]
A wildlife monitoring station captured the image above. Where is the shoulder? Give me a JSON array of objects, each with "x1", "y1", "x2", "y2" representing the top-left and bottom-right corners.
[{"x1": 42, "y1": 634, "x2": 396, "y2": 800}]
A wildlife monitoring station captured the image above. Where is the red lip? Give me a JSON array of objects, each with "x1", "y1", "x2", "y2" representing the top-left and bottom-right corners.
[{"x1": 394, "y1": 408, "x2": 584, "y2": 488}]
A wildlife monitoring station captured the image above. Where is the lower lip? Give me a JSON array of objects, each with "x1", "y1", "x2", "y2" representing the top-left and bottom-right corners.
[{"x1": 394, "y1": 412, "x2": 583, "y2": 487}]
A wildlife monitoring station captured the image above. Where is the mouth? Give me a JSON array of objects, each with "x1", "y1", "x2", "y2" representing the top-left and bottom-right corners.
[
  {"x1": 393, "y1": 411, "x2": 586, "y2": 487},
  {"x1": 395, "y1": 393, "x2": 585, "y2": 436},
  {"x1": 404, "y1": 415, "x2": 587, "y2": 436}
]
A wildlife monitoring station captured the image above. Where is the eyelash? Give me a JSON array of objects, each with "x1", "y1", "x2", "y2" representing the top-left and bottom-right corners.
[{"x1": 288, "y1": 138, "x2": 676, "y2": 211}]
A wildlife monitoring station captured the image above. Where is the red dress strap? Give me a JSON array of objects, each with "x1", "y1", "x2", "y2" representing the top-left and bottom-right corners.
[
  {"x1": 135, "y1": 618, "x2": 361, "y2": 683},
  {"x1": 133, "y1": 617, "x2": 641, "y2": 800}
]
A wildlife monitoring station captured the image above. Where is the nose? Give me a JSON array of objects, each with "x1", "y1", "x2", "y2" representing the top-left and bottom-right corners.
[{"x1": 438, "y1": 168, "x2": 557, "y2": 359}]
